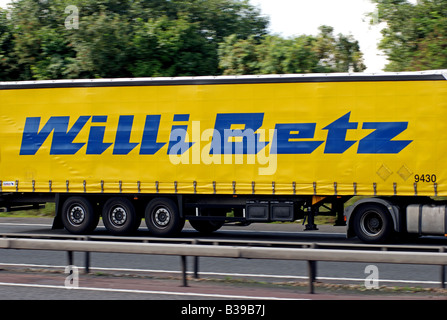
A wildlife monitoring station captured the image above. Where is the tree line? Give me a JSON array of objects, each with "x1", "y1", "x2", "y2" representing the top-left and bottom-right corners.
[
  {"x1": 0, "y1": 0, "x2": 446, "y2": 81},
  {"x1": 0, "y1": 0, "x2": 367, "y2": 81},
  {"x1": 372, "y1": 0, "x2": 447, "y2": 71}
]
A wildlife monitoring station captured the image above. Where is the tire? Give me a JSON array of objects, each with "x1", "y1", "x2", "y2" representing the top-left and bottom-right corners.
[
  {"x1": 189, "y1": 220, "x2": 225, "y2": 234},
  {"x1": 102, "y1": 197, "x2": 140, "y2": 235},
  {"x1": 189, "y1": 208, "x2": 225, "y2": 234},
  {"x1": 353, "y1": 204, "x2": 393, "y2": 243},
  {"x1": 145, "y1": 198, "x2": 185, "y2": 237},
  {"x1": 61, "y1": 197, "x2": 98, "y2": 234}
]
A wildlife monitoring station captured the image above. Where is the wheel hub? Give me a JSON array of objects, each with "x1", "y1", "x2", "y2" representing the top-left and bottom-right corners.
[
  {"x1": 69, "y1": 206, "x2": 85, "y2": 225},
  {"x1": 360, "y1": 211, "x2": 383, "y2": 236},
  {"x1": 154, "y1": 208, "x2": 171, "y2": 227},
  {"x1": 369, "y1": 217, "x2": 380, "y2": 229},
  {"x1": 111, "y1": 207, "x2": 127, "y2": 226}
]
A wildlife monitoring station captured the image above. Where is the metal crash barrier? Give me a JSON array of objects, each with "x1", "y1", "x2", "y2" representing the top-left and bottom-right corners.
[{"x1": 1, "y1": 238, "x2": 447, "y2": 294}]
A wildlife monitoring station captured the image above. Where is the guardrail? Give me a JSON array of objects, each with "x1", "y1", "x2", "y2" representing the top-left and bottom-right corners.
[
  {"x1": 1, "y1": 237, "x2": 447, "y2": 294},
  {"x1": 2, "y1": 232, "x2": 446, "y2": 251}
]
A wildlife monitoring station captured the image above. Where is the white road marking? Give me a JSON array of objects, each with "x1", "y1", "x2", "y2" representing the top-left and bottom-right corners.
[
  {"x1": 0, "y1": 222, "x2": 53, "y2": 227},
  {"x1": 0, "y1": 281, "x2": 304, "y2": 300},
  {"x1": 0, "y1": 263, "x2": 441, "y2": 287}
]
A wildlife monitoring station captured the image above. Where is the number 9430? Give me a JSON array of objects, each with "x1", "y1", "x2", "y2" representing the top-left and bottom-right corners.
[{"x1": 414, "y1": 174, "x2": 437, "y2": 183}]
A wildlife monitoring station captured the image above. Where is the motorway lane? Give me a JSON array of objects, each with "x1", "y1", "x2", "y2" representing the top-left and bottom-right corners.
[
  {"x1": 1, "y1": 217, "x2": 447, "y2": 299},
  {"x1": 2, "y1": 269, "x2": 445, "y2": 301},
  {"x1": 0, "y1": 271, "x2": 309, "y2": 300}
]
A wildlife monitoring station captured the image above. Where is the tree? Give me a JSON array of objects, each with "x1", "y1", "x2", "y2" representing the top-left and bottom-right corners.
[
  {"x1": 255, "y1": 35, "x2": 321, "y2": 74},
  {"x1": 217, "y1": 34, "x2": 260, "y2": 75},
  {"x1": 371, "y1": 0, "x2": 447, "y2": 71},
  {"x1": 1, "y1": 0, "x2": 366, "y2": 80},
  {"x1": 218, "y1": 25, "x2": 366, "y2": 75},
  {"x1": 128, "y1": 16, "x2": 218, "y2": 77},
  {"x1": 334, "y1": 33, "x2": 366, "y2": 72},
  {"x1": 7, "y1": 0, "x2": 77, "y2": 79},
  {"x1": 0, "y1": 8, "x2": 19, "y2": 80},
  {"x1": 1, "y1": 0, "x2": 269, "y2": 80}
]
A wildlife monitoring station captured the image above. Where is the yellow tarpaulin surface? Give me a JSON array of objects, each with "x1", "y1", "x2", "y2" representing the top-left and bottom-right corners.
[{"x1": 1, "y1": 79, "x2": 446, "y2": 196}]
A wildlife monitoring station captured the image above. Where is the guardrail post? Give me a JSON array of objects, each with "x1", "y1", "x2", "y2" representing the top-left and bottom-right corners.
[
  {"x1": 85, "y1": 251, "x2": 90, "y2": 274},
  {"x1": 440, "y1": 247, "x2": 445, "y2": 289},
  {"x1": 193, "y1": 240, "x2": 199, "y2": 279},
  {"x1": 67, "y1": 250, "x2": 73, "y2": 266},
  {"x1": 181, "y1": 256, "x2": 188, "y2": 287},
  {"x1": 84, "y1": 237, "x2": 90, "y2": 274},
  {"x1": 308, "y1": 260, "x2": 316, "y2": 294},
  {"x1": 194, "y1": 256, "x2": 199, "y2": 279},
  {"x1": 308, "y1": 243, "x2": 318, "y2": 294}
]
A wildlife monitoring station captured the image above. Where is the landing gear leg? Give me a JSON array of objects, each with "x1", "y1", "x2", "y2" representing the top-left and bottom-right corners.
[{"x1": 305, "y1": 206, "x2": 318, "y2": 231}]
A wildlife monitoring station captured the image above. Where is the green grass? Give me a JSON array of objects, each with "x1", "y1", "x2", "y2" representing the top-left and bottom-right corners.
[{"x1": 0, "y1": 203, "x2": 56, "y2": 218}]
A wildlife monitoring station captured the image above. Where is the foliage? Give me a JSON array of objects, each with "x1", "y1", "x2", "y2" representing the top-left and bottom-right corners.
[
  {"x1": 0, "y1": 8, "x2": 18, "y2": 80},
  {"x1": 0, "y1": 0, "x2": 268, "y2": 80},
  {"x1": 371, "y1": 0, "x2": 447, "y2": 71},
  {"x1": 218, "y1": 25, "x2": 366, "y2": 75},
  {"x1": 0, "y1": 0, "x2": 366, "y2": 80}
]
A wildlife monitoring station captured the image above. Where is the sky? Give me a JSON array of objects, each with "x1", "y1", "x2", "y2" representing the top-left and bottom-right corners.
[{"x1": 0, "y1": 0, "x2": 418, "y2": 72}]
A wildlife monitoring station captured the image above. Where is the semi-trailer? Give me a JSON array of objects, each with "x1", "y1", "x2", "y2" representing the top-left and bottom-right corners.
[{"x1": 1, "y1": 71, "x2": 446, "y2": 243}]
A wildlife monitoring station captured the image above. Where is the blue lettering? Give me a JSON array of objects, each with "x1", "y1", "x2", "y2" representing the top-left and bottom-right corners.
[
  {"x1": 173, "y1": 114, "x2": 190, "y2": 121},
  {"x1": 358, "y1": 122, "x2": 412, "y2": 154},
  {"x1": 19, "y1": 113, "x2": 413, "y2": 156},
  {"x1": 167, "y1": 114, "x2": 194, "y2": 155},
  {"x1": 210, "y1": 113, "x2": 268, "y2": 154},
  {"x1": 272, "y1": 123, "x2": 323, "y2": 154},
  {"x1": 86, "y1": 116, "x2": 112, "y2": 155},
  {"x1": 20, "y1": 116, "x2": 89, "y2": 155},
  {"x1": 323, "y1": 112, "x2": 358, "y2": 154},
  {"x1": 113, "y1": 115, "x2": 139, "y2": 155},
  {"x1": 140, "y1": 115, "x2": 165, "y2": 155}
]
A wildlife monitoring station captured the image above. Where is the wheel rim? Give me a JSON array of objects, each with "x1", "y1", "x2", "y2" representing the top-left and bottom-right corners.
[
  {"x1": 152, "y1": 206, "x2": 171, "y2": 229},
  {"x1": 68, "y1": 205, "x2": 85, "y2": 226},
  {"x1": 109, "y1": 206, "x2": 127, "y2": 227},
  {"x1": 360, "y1": 211, "x2": 383, "y2": 237}
]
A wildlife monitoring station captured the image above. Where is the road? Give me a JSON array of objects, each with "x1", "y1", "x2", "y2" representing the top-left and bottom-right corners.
[{"x1": 1, "y1": 217, "x2": 447, "y2": 301}]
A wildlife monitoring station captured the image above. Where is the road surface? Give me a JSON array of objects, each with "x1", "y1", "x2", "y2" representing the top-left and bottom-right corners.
[{"x1": 1, "y1": 217, "x2": 447, "y2": 300}]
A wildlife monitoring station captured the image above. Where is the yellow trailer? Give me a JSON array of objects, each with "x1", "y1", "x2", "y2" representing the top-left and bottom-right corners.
[{"x1": 1, "y1": 71, "x2": 446, "y2": 242}]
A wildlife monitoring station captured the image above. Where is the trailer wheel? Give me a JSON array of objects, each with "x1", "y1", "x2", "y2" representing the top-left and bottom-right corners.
[
  {"x1": 189, "y1": 220, "x2": 225, "y2": 234},
  {"x1": 145, "y1": 198, "x2": 185, "y2": 237},
  {"x1": 353, "y1": 204, "x2": 393, "y2": 243},
  {"x1": 102, "y1": 197, "x2": 140, "y2": 235},
  {"x1": 189, "y1": 208, "x2": 226, "y2": 234},
  {"x1": 61, "y1": 197, "x2": 98, "y2": 234}
]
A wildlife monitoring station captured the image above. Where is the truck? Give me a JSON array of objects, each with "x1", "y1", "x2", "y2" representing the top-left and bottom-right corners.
[{"x1": 1, "y1": 70, "x2": 446, "y2": 243}]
